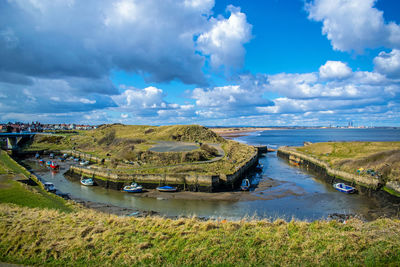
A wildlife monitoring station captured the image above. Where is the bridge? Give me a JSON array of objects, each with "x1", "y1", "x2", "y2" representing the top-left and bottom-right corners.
[{"x1": 0, "y1": 132, "x2": 38, "y2": 150}]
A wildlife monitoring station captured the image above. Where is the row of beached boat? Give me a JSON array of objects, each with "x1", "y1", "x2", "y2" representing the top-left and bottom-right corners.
[{"x1": 79, "y1": 178, "x2": 178, "y2": 193}]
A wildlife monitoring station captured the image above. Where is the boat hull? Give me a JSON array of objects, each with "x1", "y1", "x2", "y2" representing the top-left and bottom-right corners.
[
  {"x1": 81, "y1": 179, "x2": 94, "y2": 186},
  {"x1": 156, "y1": 186, "x2": 177, "y2": 192},
  {"x1": 123, "y1": 187, "x2": 143, "y2": 193},
  {"x1": 333, "y1": 183, "x2": 356, "y2": 194}
]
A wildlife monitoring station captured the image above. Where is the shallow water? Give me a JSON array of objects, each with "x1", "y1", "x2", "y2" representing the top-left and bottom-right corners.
[{"x1": 25, "y1": 128, "x2": 400, "y2": 221}]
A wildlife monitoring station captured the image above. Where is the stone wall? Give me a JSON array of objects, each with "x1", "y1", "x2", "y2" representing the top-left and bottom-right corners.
[
  {"x1": 67, "y1": 149, "x2": 258, "y2": 192},
  {"x1": 277, "y1": 146, "x2": 400, "y2": 199}
]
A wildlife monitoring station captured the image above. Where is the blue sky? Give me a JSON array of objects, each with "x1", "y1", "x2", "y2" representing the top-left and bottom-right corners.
[{"x1": 0, "y1": 0, "x2": 399, "y2": 126}]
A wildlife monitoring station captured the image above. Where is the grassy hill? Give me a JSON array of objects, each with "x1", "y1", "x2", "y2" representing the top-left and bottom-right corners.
[
  {"x1": 23, "y1": 124, "x2": 256, "y2": 176},
  {"x1": 25, "y1": 124, "x2": 224, "y2": 154}
]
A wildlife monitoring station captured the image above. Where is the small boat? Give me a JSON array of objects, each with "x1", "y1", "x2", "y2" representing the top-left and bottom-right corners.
[
  {"x1": 50, "y1": 161, "x2": 59, "y2": 169},
  {"x1": 59, "y1": 157, "x2": 66, "y2": 162},
  {"x1": 123, "y1": 183, "x2": 143, "y2": 193},
  {"x1": 39, "y1": 159, "x2": 44, "y2": 164},
  {"x1": 333, "y1": 183, "x2": 356, "y2": 194},
  {"x1": 289, "y1": 159, "x2": 300, "y2": 166},
  {"x1": 81, "y1": 178, "x2": 94, "y2": 186},
  {"x1": 156, "y1": 185, "x2": 177, "y2": 192},
  {"x1": 63, "y1": 153, "x2": 68, "y2": 158},
  {"x1": 240, "y1": 178, "x2": 250, "y2": 191},
  {"x1": 35, "y1": 153, "x2": 40, "y2": 159},
  {"x1": 44, "y1": 182, "x2": 56, "y2": 192},
  {"x1": 49, "y1": 153, "x2": 54, "y2": 159},
  {"x1": 74, "y1": 158, "x2": 80, "y2": 162},
  {"x1": 80, "y1": 160, "x2": 89, "y2": 166},
  {"x1": 46, "y1": 161, "x2": 52, "y2": 166}
]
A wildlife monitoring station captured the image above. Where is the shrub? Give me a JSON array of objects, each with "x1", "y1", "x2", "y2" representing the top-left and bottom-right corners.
[{"x1": 97, "y1": 130, "x2": 116, "y2": 146}]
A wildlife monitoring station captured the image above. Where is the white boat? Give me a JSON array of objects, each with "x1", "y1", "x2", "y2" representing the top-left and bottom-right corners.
[
  {"x1": 44, "y1": 182, "x2": 56, "y2": 192},
  {"x1": 81, "y1": 178, "x2": 94, "y2": 186},
  {"x1": 333, "y1": 183, "x2": 356, "y2": 194},
  {"x1": 80, "y1": 160, "x2": 89, "y2": 166},
  {"x1": 123, "y1": 183, "x2": 143, "y2": 193}
]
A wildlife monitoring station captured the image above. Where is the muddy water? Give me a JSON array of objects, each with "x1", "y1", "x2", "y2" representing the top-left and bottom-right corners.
[{"x1": 22, "y1": 128, "x2": 400, "y2": 221}]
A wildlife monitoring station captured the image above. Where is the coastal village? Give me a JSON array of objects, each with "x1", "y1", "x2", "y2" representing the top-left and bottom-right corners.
[{"x1": 0, "y1": 122, "x2": 96, "y2": 133}]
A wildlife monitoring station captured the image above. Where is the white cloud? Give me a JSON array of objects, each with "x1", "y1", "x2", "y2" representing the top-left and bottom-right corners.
[
  {"x1": 113, "y1": 86, "x2": 166, "y2": 109},
  {"x1": 374, "y1": 49, "x2": 400, "y2": 78},
  {"x1": 319, "y1": 61, "x2": 352, "y2": 79},
  {"x1": 306, "y1": 0, "x2": 400, "y2": 52},
  {"x1": 197, "y1": 5, "x2": 252, "y2": 69}
]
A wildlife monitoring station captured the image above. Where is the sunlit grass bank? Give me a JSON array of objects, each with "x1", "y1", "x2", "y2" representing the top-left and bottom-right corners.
[
  {"x1": 296, "y1": 142, "x2": 400, "y2": 183},
  {"x1": 0, "y1": 150, "x2": 73, "y2": 212},
  {"x1": 1, "y1": 204, "x2": 400, "y2": 266}
]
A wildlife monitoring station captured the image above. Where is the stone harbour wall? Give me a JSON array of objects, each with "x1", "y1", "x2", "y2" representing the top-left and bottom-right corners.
[
  {"x1": 277, "y1": 146, "x2": 400, "y2": 199},
  {"x1": 66, "y1": 149, "x2": 258, "y2": 192}
]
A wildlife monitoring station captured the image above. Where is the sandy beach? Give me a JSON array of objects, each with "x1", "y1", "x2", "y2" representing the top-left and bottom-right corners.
[{"x1": 210, "y1": 127, "x2": 284, "y2": 138}]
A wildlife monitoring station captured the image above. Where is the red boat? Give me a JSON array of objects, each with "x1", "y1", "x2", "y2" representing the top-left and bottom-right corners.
[{"x1": 50, "y1": 161, "x2": 59, "y2": 169}]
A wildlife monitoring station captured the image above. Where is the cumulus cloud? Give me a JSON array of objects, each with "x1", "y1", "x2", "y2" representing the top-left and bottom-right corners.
[
  {"x1": 113, "y1": 86, "x2": 167, "y2": 110},
  {"x1": 192, "y1": 83, "x2": 272, "y2": 118},
  {"x1": 374, "y1": 49, "x2": 400, "y2": 78},
  {"x1": 197, "y1": 5, "x2": 252, "y2": 69},
  {"x1": 319, "y1": 61, "x2": 352, "y2": 79},
  {"x1": 111, "y1": 85, "x2": 195, "y2": 118},
  {"x1": 0, "y1": 77, "x2": 117, "y2": 114},
  {"x1": 306, "y1": 0, "x2": 400, "y2": 52},
  {"x1": 0, "y1": 0, "x2": 254, "y2": 121}
]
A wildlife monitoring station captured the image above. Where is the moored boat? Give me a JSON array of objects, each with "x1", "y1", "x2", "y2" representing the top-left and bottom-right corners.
[
  {"x1": 123, "y1": 183, "x2": 143, "y2": 193},
  {"x1": 35, "y1": 153, "x2": 40, "y2": 159},
  {"x1": 81, "y1": 178, "x2": 94, "y2": 186},
  {"x1": 156, "y1": 185, "x2": 177, "y2": 192},
  {"x1": 44, "y1": 182, "x2": 56, "y2": 192},
  {"x1": 80, "y1": 160, "x2": 89, "y2": 166},
  {"x1": 240, "y1": 178, "x2": 250, "y2": 191},
  {"x1": 333, "y1": 183, "x2": 356, "y2": 194},
  {"x1": 50, "y1": 161, "x2": 59, "y2": 169}
]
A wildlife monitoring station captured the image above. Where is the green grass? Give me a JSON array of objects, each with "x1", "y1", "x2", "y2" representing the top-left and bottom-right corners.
[
  {"x1": 0, "y1": 178, "x2": 72, "y2": 212},
  {"x1": 296, "y1": 142, "x2": 400, "y2": 182},
  {"x1": 0, "y1": 204, "x2": 400, "y2": 266},
  {"x1": 23, "y1": 124, "x2": 257, "y2": 177},
  {"x1": 0, "y1": 150, "x2": 73, "y2": 212}
]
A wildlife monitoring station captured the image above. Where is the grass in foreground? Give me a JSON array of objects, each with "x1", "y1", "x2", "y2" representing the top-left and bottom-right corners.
[
  {"x1": 0, "y1": 150, "x2": 73, "y2": 212},
  {"x1": 0, "y1": 204, "x2": 400, "y2": 266}
]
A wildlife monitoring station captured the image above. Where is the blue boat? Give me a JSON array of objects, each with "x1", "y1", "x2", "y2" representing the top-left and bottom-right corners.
[
  {"x1": 123, "y1": 183, "x2": 143, "y2": 193},
  {"x1": 240, "y1": 178, "x2": 250, "y2": 191},
  {"x1": 333, "y1": 183, "x2": 356, "y2": 194},
  {"x1": 156, "y1": 185, "x2": 177, "y2": 192}
]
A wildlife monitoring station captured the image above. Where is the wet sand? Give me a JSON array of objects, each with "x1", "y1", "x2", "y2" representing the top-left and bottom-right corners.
[
  {"x1": 210, "y1": 127, "x2": 285, "y2": 138},
  {"x1": 110, "y1": 177, "x2": 305, "y2": 202}
]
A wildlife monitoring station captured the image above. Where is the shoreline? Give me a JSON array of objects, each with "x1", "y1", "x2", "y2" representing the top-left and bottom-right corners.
[{"x1": 210, "y1": 127, "x2": 283, "y2": 138}]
